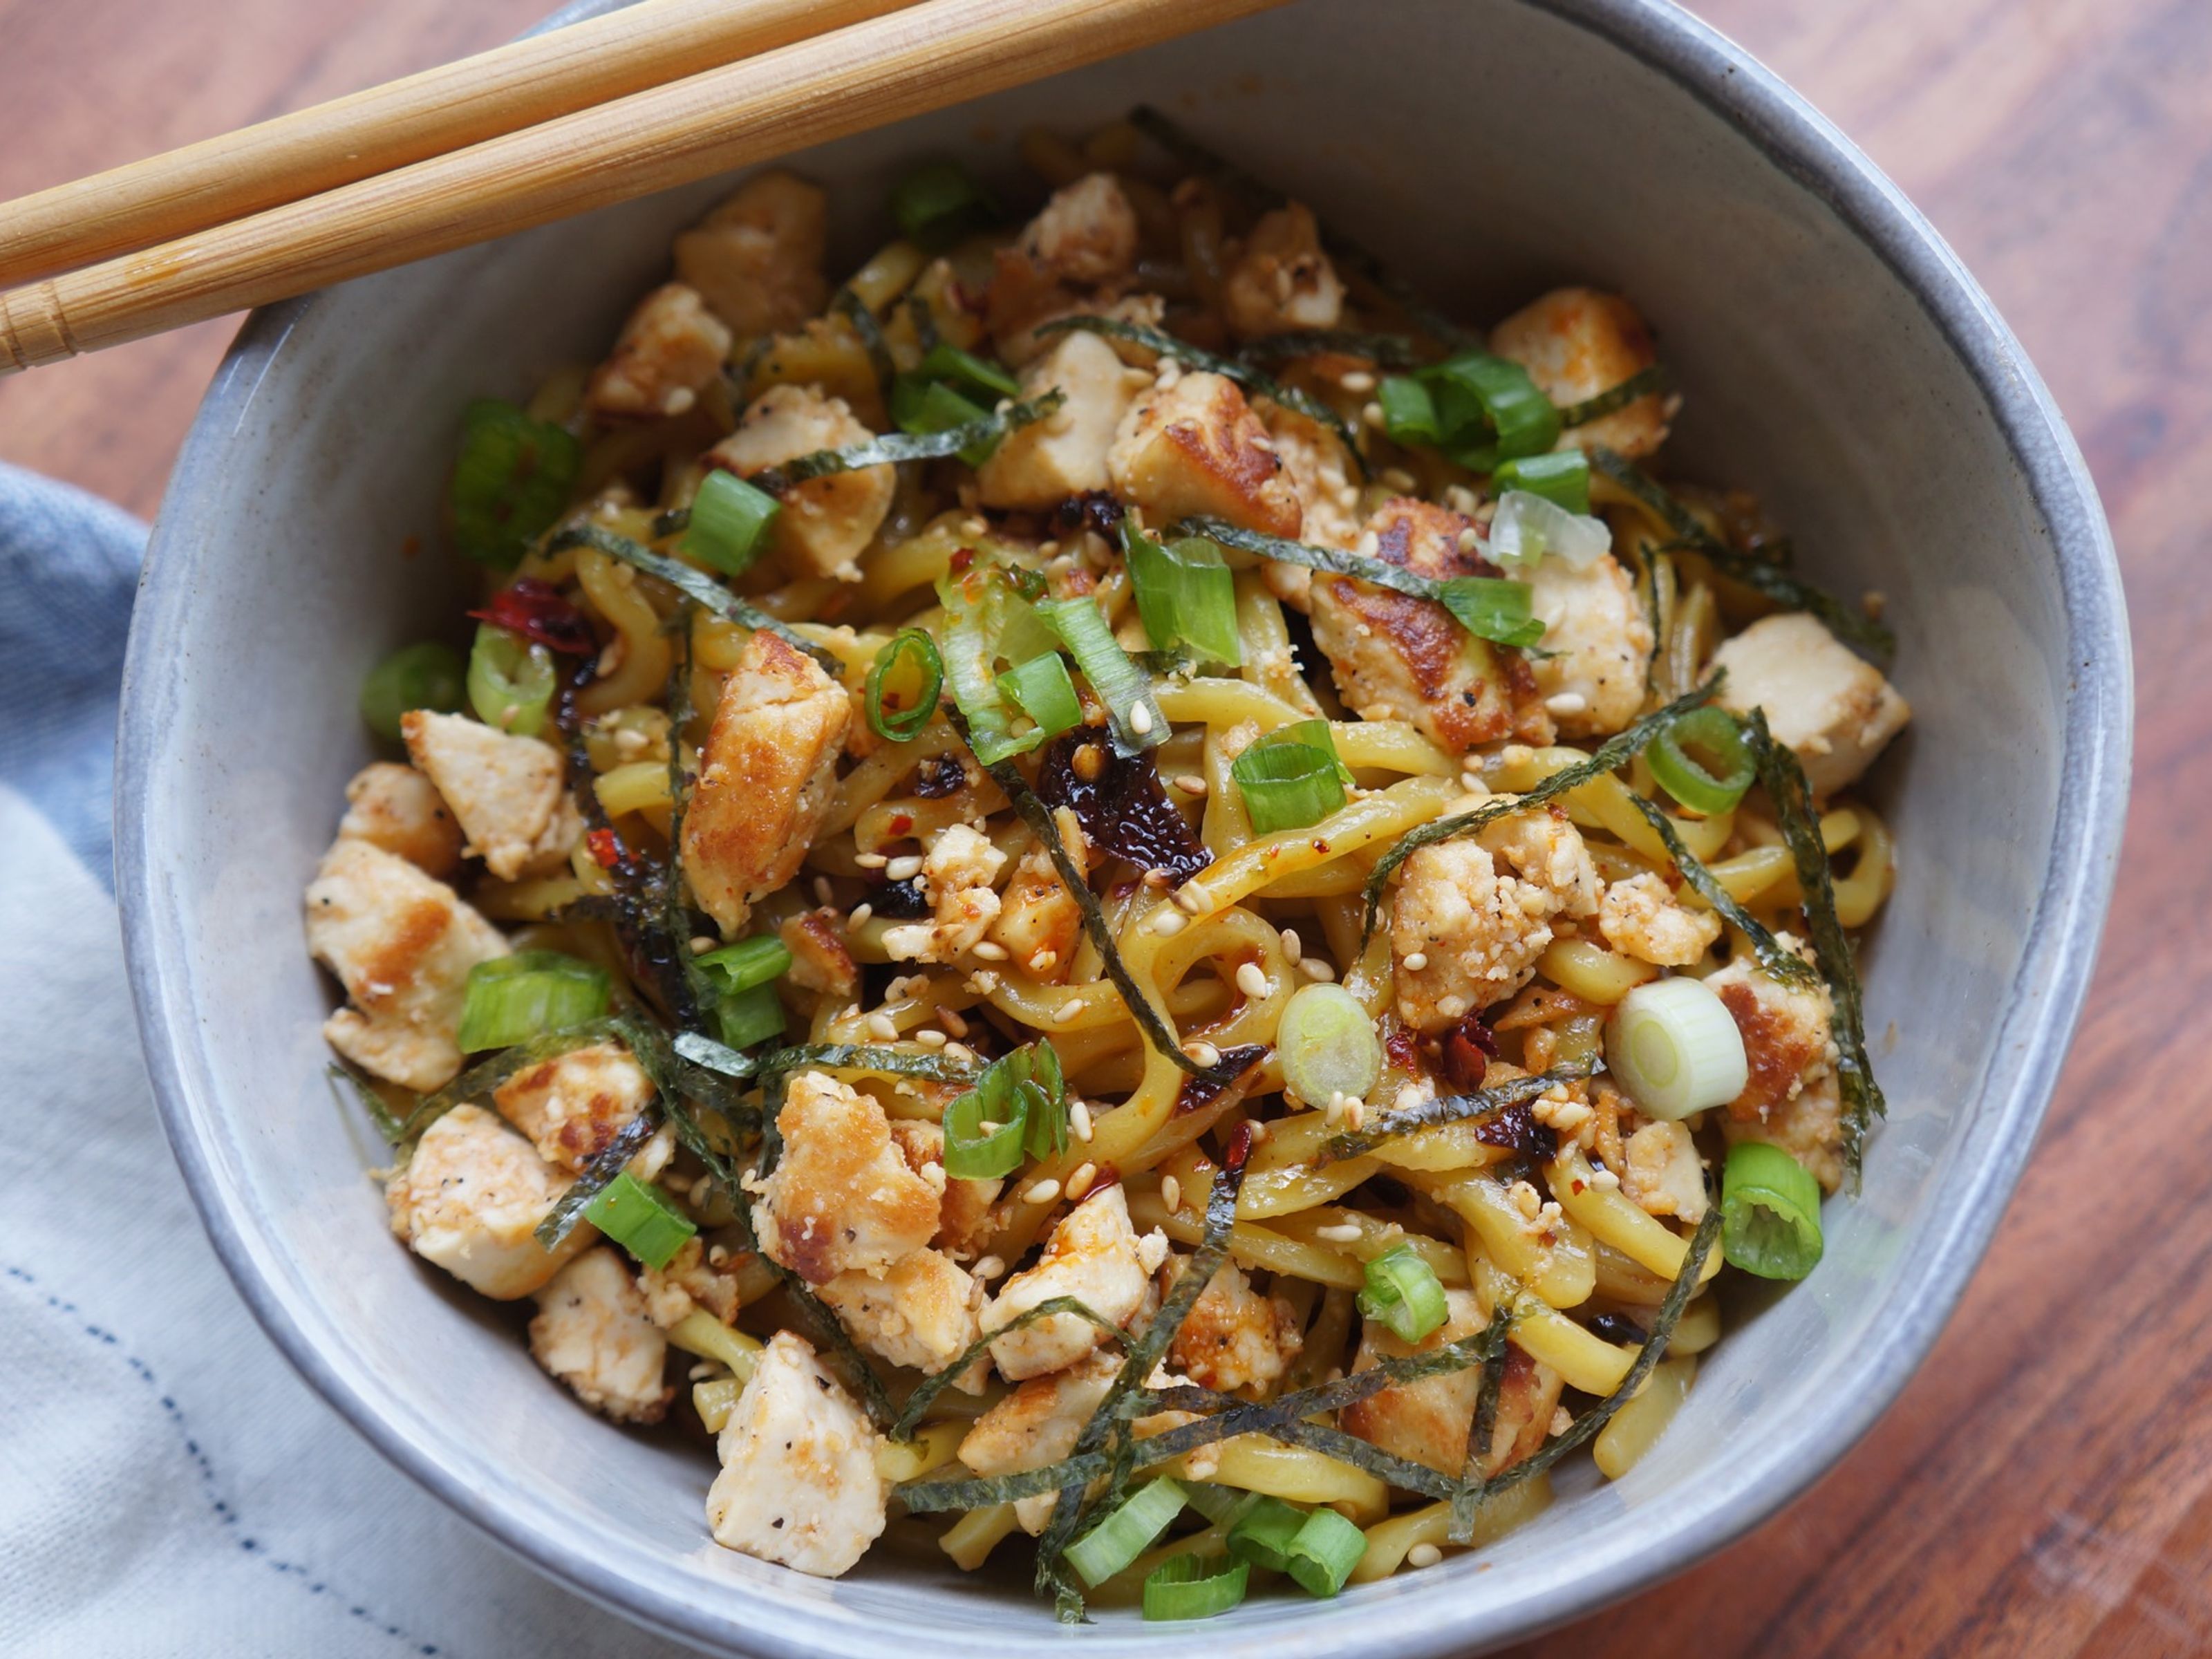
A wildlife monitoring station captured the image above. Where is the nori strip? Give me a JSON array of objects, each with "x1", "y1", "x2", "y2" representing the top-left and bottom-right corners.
[
  {"x1": 533, "y1": 1109, "x2": 664, "y2": 1250},
  {"x1": 1557, "y1": 365, "x2": 1669, "y2": 429},
  {"x1": 1320, "y1": 1060, "x2": 1599, "y2": 1164},
  {"x1": 1622, "y1": 792, "x2": 1817, "y2": 990},
  {"x1": 1450, "y1": 1303, "x2": 1517, "y2": 1543},
  {"x1": 1174, "y1": 516, "x2": 1456, "y2": 606},
  {"x1": 888, "y1": 1295, "x2": 1127, "y2": 1441},
  {"x1": 1744, "y1": 709, "x2": 1886, "y2": 1189},
  {"x1": 672, "y1": 1030, "x2": 758, "y2": 1078},
  {"x1": 545, "y1": 522, "x2": 838, "y2": 673},
  {"x1": 832, "y1": 288, "x2": 896, "y2": 396},
  {"x1": 1356, "y1": 676, "x2": 1724, "y2": 939},
  {"x1": 753, "y1": 1042, "x2": 984, "y2": 1087},
  {"x1": 1033, "y1": 316, "x2": 1367, "y2": 479},
  {"x1": 956, "y1": 713, "x2": 1212, "y2": 1080},
  {"x1": 1237, "y1": 329, "x2": 1425, "y2": 371},
  {"x1": 905, "y1": 290, "x2": 941, "y2": 355},
  {"x1": 751, "y1": 390, "x2": 1065, "y2": 491},
  {"x1": 326, "y1": 1060, "x2": 406, "y2": 1143},
  {"x1": 1588, "y1": 447, "x2": 1895, "y2": 663}
]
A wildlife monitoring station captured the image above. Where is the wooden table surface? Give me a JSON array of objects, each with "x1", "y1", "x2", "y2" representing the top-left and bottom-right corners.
[{"x1": 2, "y1": 1, "x2": 2202, "y2": 1653}]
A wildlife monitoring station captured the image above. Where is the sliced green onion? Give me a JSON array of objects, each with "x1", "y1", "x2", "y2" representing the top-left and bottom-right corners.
[
  {"x1": 1225, "y1": 1494, "x2": 1306, "y2": 1572},
  {"x1": 996, "y1": 652, "x2": 1083, "y2": 743},
  {"x1": 890, "y1": 159, "x2": 997, "y2": 250},
  {"x1": 1606, "y1": 975, "x2": 1749, "y2": 1121},
  {"x1": 1123, "y1": 523, "x2": 1241, "y2": 668},
  {"x1": 1426, "y1": 350, "x2": 1560, "y2": 469},
  {"x1": 942, "y1": 1042, "x2": 1067, "y2": 1179},
  {"x1": 456, "y1": 950, "x2": 610, "y2": 1052},
  {"x1": 583, "y1": 1171, "x2": 697, "y2": 1270},
  {"x1": 680, "y1": 471, "x2": 780, "y2": 577},
  {"x1": 449, "y1": 398, "x2": 583, "y2": 569},
  {"x1": 696, "y1": 936, "x2": 792, "y2": 1053},
  {"x1": 1357, "y1": 1243, "x2": 1450, "y2": 1344},
  {"x1": 1143, "y1": 1553, "x2": 1250, "y2": 1622},
  {"x1": 466, "y1": 622, "x2": 557, "y2": 738},
  {"x1": 942, "y1": 1087, "x2": 1029, "y2": 1180},
  {"x1": 1376, "y1": 374, "x2": 1442, "y2": 447},
  {"x1": 1488, "y1": 490, "x2": 1611, "y2": 572},
  {"x1": 360, "y1": 641, "x2": 465, "y2": 740},
  {"x1": 1034, "y1": 595, "x2": 1168, "y2": 756},
  {"x1": 1721, "y1": 1139, "x2": 1824, "y2": 1280},
  {"x1": 917, "y1": 341, "x2": 1020, "y2": 402},
  {"x1": 1065, "y1": 1478, "x2": 1187, "y2": 1586},
  {"x1": 938, "y1": 563, "x2": 1053, "y2": 765},
  {"x1": 1283, "y1": 1506, "x2": 1368, "y2": 1599},
  {"x1": 1231, "y1": 718, "x2": 1349, "y2": 833},
  {"x1": 1436, "y1": 576, "x2": 1548, "y2": 649},
  {"x1": 713, "y1": 983, "x2": 786, "y2": 1051},
  {"x1": 1492, "y1": 450, "x2": 1591, "y2": 515},
  {"x1": 1647, "y1": 705, "x2": 1754, "y2": 815},
  {"x1": 1276, "y1": 982, "x2": 1382, "y2": 1109},
  {"x1": 865, "y1": 628, "x2": 946, "y2": 742},
  {"x1": 890, "y1": 375, "x2": 1000, "y2": 467}
]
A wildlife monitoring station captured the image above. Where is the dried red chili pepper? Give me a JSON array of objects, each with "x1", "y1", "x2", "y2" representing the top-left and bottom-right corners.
[{"x1": 470, "y1": 577, "x2": 597, "y2": 656}]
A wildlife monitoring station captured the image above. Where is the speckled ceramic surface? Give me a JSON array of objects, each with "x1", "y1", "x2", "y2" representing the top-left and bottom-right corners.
[{"x1": 117, "y1": 1, "x2": 2130, "y2": 1653}]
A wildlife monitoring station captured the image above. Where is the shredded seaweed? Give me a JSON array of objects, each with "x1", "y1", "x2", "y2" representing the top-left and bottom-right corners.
[
  {"x1": 546, "y1": 522, "x2": 838, "y2": 673},
  {"x1": 672, "y1": 1030, "x2": 757, "y2": 1078},
  {"x1": 1237, "y1": 329, "x2": 1425, "y2": 371},
  {"x1": 753, "y1": 1042, "x2": 984, "y2": 1087},
  {"x1": 890, "y1": 1296, "x2": 1126, "y2": 1441},
  {"x1": 1450, "y1": 1303, "x2": 1517, "y2": 1542},
  {"x1": 326, "y1": 1060, "x2": 407, "y2": 1144},
  {"x1": 391, "y1": 1018, "x2": 626, "y2": 1143},
  {"x1": 1588, "y1": 448, "x2": 1895, "y2": 663},
  {"x1": 905, "y1": 290, "x2": 941, "y2": 355},
  {"x1": 1321, "y1": 1060, "x2": 1599, "y2": 1163},
  {"x1": 1622, "y1": 793, "x2": 1817, "y2": 989},
  {"x1": 832, "y1": 288, "x2": 896, "y2": 396},
  {"x1": 1557, "y1": 365, "x2": 1669, "y2": 429},
  {"x1": 534, "y1": 1109, "x2": 664, "y2": 1251},
  {"x1": 1178, "y1": 516, "x2": 1456, "y2": 606},
  {"x1": 751, "y1": 391, "x2": 1064, "y2": 491},
  {"x1": 956, "y1": 714, "x2": 1211, "y2": 1080},
  {"x1": 1357, "y1": 677, "x2": 1725, "y2": 939},
  {"x1": 1034, "y1": 316, "x2": 1367, "y2": 479},
  {"x1": 1744, "y1": 709, "x2": 1886, "y2": 1189}
]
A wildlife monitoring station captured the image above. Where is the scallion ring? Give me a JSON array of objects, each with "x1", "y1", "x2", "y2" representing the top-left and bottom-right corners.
[
  {"x1": 1720, "y1": 1138, "x2": 1825, "y2": 1280},
  {"x1": 1225, "y1": 1494, "x2": 1306, "y2": 1573},
  {"x1": 1276, "y1": 982, "x2": 1382, "y2": 1110},
  {"x1": 1063, "y1": 1477, "x2": 1187, "y2": 1586},
  {"x1": 583, "y1": 1172, "x2": 697, "y2": 1271},
  {"x1": 1142, "y1": 1553, "x2": 1250, "y2": 1621},
  {"x1": 695, "y1": 935, "x2": 792, "y2": 1052},
  {"x1": 1123, "y1": 521, "x2": 1241, "y2": 668},
  {"x1": 448, "y1": 397, "x2": 583, "y2": 569},
  {"x1": 466, "y1": 621, "x2": 558, "y2": 738},
  {"x1": 995, "y1": 652, "x2": 1083, "y2": 744},
  {"x1": 865, "y1": 628, "x2": 945, "y2": 742},
  {"x1": 1491, "y1": 449, "x2": 1592, "y2": 515},
  {"x1": 1356, "y1": 1243, "x2": 1450, "y2": 1344},
  {"x1": 679, "y1": 471, "x2": 780, "y2": 577},
  {"x1": 1647, "y1": 705, "x2": 1754, "y2": 816},
  {"x1": 456, "y1": 950, "x2": 610, "y2": 1053},
  {"x1": 889, "y1": 160, "x2": 998, "y2": 250},
  {"x1": 1033, "y1": 594, "x2": 1167, "y2": 756},
  {"x1": 360, "y1": 640, "x2": 465, "y2": 741},
  {"x1": 1282, "y1": 1506, "x2": 1369, "y2": 1599},
  {"x1": 1435, "y1": 576, "x2": 1548, "y2": 649},
  {"x1": 1229, "y1": 718, "x2": 1349, "y2": 834},
  {"x1": 1605, "y1": 975, "x2": 1749, "y2": 1121}
]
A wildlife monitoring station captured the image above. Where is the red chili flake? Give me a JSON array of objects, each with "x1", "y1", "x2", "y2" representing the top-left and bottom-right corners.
[
  {"x1": 587, "y1": 827, "x2": 622, "y2": 869},
  {"x1": 1442, "y1": 1009, "x2": 1500, "y2": 1091},
  {"x1": 887, "y1": 812, "x2": 915, "y2": 836},
  {"x1": 1572, "y1": 1179, "x2": 1587, "y2": 1195},
  {"x1": 1223, "y1": 1121, "x2": 1255, "y2": 1174},
  {"x1": 948, "y1": 547, "x2": 976, "y2": 573},
  {"x1": 470, "y1": 578, "x2": 597, "y2": 655},
  {"x1": 1386, "y1": 1028, "x2": 1425, "y2": 1076}
]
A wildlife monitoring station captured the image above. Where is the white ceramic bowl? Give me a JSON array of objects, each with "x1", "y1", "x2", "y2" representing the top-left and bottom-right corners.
[{"x1": 118, "y1": 1, "x2": 2131, "y2": 1653}]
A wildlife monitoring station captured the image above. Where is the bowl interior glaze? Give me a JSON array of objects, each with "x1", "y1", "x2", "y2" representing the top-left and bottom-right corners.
[{"x1": 120, "y1": 1, "x2": 2128, "y2": 1654}]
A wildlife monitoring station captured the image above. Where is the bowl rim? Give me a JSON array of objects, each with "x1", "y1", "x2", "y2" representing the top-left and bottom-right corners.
[{"x1": 116, "y1": 0, "x2": 2133, "y2": 1653}]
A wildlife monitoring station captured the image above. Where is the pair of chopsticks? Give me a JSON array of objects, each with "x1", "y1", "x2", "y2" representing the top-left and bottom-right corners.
[{"x1": 0, "y1": 0, "x2": 1285, "y2": 376}]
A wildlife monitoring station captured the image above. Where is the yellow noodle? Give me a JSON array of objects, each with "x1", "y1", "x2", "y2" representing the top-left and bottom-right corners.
[
  {"x1": 1593, "y1": 1355, "x2": 1697, "y2": 1479},
  {"x1": 573, "y1": 547, "x2": 674, "y2": 717},
  {"x1": 1351, "y1": 1478, "x2": 1553, "y2": 1583},
  {"x1": 1538, "y1": 938, "x2": 1658, "y2": 1004},
  {"x1": 1411, "y1": 1170, "x2": 1595, "y2": 1309},
  {"x1": 1549, "y1": 1146, "x2": 1723, "y2": 1286}
]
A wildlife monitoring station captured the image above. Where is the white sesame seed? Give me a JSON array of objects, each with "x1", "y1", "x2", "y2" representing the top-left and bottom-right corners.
[
  {"x1": 1297, "y1": 956, "x2": 1336, "y2": 982},
  {"x1": 1361, "y1": 401, "x2": 1386, "y2": 429},
  {"x1": 1340, "y1": 370, "x2": 1376, "y2": 393},
  {"x1": 1053, "y1": 1000, "x2": 1082, "y2": 1024},
  {"x1": 1235, "y1": 962, "x2": 1270, "y2": 1000},
  {"x1": 1344, "y1": 1100, "x2": 1365, "y2": 1130},
  {"x1": 1407, "y1": 1544, "x2": 1443, "y2": 1569},
  {"x1": 813, "y1": 877, "x2": 834, "y2": 906},
  {"x1": 1381, "y1": 467, "x2": 1418, "y2": 493},
  {"x1": 941, "y1": 1009, "x2": 970, "y2": 1037},
  {"x1": 1185, "y1": 1042, "x2": 1221, "y2": 1069},
  {"x1": 1246, "y1": 1119, "x2": 1269, "y2": 1145},
  {"x1": 971, "y1": 940, "x2": 1010, "y2": 962},
  {"x1": 1066, "y1": 1162, "x2": 1098, "y2": 1199},
  {"x1": 1024, "y1": 1178, "x2": 1062, "y2": 1205},
  {"x1": 689, "y1": 935, "x2": 718, "y2": 954},
  {"x1": 963, "y1": 517, "x2": 988, "y2": 537},
  {"x1": 885, "y1": 854, "x2": 925, "y2": 881},
  {"x1": 1150, "y1": 908, "x2": 1188, "y2": 937},
  {"x1": 1161, "y1": 1175, "x2": 1183, "y2": 1213},
  {"x1": 1130, "y1": 702, "x2": 1154, "y2": 736},
  {"x1": 945, "y1": 1040, "x2": 976, "y2": 1062},
  {"x1": 1315, "y1": 1222, "x2": 1364, "y2": 1243},
  {"x1": 865, "y1": 1013, "x2": 900, "y2": 1042},
  {"x1": 1544, "y1": 691, "x2": 1588, "y2": 717},
  {"x1": 1402, "y1": 951, "x2": 1429, "y2": 972},
  {"x1": 1278, "y1": 928, "x2": 1301, "y2": 962},
  {"x1": 847, "y1": 902, "x2": 874, "y2": 927},
  {"x1": 854, "y1": 851, "x2": 889, "y2": 870},
  {"x1": 1174, "y1": 880, "x2": 1214, "y2": 915},
  {"x1": 1173, "y1": 774, "x2": 1208, "y2": 796},
  {"x1": 1322, "y1": 1093, "x2": 1348, "y2": 1127},
  {"x1": 1029, "y1": 948, "x2": 1059, "y2": 973},
  {"x1": 916, "y1": 1028, "x2": 948, "y2": 1048},
  {"x1": 972, "y1": 1254, "x2": 1006, "y2": 1281},
  {"x1": 1395, "y1": 1082, "x2": 1425, "y2": 1112},
  {"x1": 1458, "y1": 528, "x2": 1483, "y2": 554}
]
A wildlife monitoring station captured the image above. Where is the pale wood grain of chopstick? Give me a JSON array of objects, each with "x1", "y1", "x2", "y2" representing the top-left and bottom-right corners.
[{"x1": 0, "y1": 0, "x2": 926, "y2": 289}]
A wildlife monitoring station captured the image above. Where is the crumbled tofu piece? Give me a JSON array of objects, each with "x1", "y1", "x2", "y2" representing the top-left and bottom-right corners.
[
  {"x1": 1259, "y1": 405, "x2": 1360, "y2": 609},
  {"x1": 306, "y1": 837, "x2": 510, "y2": 1091},
  {"x1": 1020, "y1": 172, "x2": 1140, "y2": 285},
  {"x1": 819, "y1": 1248, "x2": 985, "y2": 1374},
  {"x1": 1622, "y1": 1120, "x2": 1710, "y2": 1222},
  {"x1": 975, "y1": 330, "x2": 1138, "y2": 509},
  {"x1": 957, "y1": 1351, "x2": 1118, "y2": 1533},
  {"x1": 529, "y1": 1246, "x2": 673, "y2": 1423},
  {"x1": 673, "y1": 170, "x2": 828, "y2": 337},
  {"x1": 709, "y1": 384, "x2": 894, "y2": 580},
  {"x1": 1165, "y1": 1259, "x2": 1303, "y2": 1393},
  {"x1": 637, "y1": 1235, "x2": 746, "y2": 1328},
  {"x1": 1490, "y1": 286, "x2": 1672, "y2": 460},
  {"x1": 706, "y1": 1331, "x2": 890, "y2": 1577},
  {"x1": 492, "y1": 1040, "x2": 656, "y2": 1172},
  {"x1": 585, "y1": 282, "x2": 733, "y2": 420},
  {"x1": 337, "y1": 762, "x2": 462, "y2": 877},
  {"x1": 1707, "y1": 953, "x2": 1846, "y2": 1189},
  {"x1": 1390, "y1": 810, "x2": 1600, "y2": 1032},
  {"x1": 777, "y1": 908, "x2": 859, "y2": 1002},
  {"x1": 888, "y1": 1120, "x2": 1002, "y2": 1261},
  {"x1": 1524, "y1": 552, "x2": 1653, "y2": 738},
  {"x1": 982, "y1": 1185, "x2": 1161, "y2": 1380},
  {"x1": 1341, "y1": 1288, "x2": 1564, "y2": 1476},
  {"x1": 754, "y1": 1070, "x2": 940, "y2": 1284},
  {"x1": 400, "y1": 709, "x2": 581, "y2": 881},
  {"x1": 1309, "y1": 498, "x2": 1535, "y2": 752},
  {"x1": 1221, "y1": 204, "x2": 1344, "y2": 339},
  {"x1": 982, "y1": 807, "x2": 1085, "y2": 978},
  {"x1": 881, "y1": 823, "x2": 1008, "y2": 965},
  {"x1": 384, "y1": 1103, "x2": 591, "y2": 1298},
  {"x1": 1711, "y1": 613, "x2": 1911, "y2": 798},
  {"x1": 681, "y1": 629, "x2": 852, "y2": 937},
  {"x1": 1107, "y1": 370, "x2": 1302, "y2": 537},
  {"x1": 1598, "y1": 872, "x2": 1722, "y2": 967}
]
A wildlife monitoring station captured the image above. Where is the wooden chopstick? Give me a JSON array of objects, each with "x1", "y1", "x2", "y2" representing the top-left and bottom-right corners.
[
  {"x1": 0, "y1": 0, "x2": 1284, "y2": 377},
  {"x1": 0, "y1": 0, "x2": 926, "y2": 290}
]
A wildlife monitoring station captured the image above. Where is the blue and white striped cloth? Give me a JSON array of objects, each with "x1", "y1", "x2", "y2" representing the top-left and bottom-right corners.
[{"x1": 0, "y1": 462, "x2": 677, "y2": 1658}]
